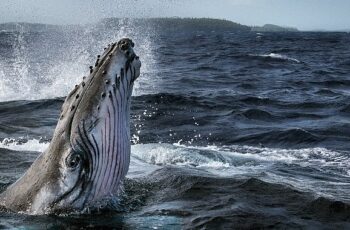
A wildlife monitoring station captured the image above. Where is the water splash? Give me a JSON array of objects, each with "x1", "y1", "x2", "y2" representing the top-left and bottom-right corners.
[{"x1": 0, "y1": 19, "x2": 159, "y2": 102}]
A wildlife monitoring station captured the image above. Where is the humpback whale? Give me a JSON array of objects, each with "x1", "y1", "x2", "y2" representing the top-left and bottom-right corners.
[{"x1": 0, "y1": 38, "x2": 141, "y2": 214}]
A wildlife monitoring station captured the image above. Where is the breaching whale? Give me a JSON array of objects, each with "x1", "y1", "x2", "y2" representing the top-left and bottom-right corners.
[{"x1": 0, "y1": 38, "x2": 141, "y2": 214}]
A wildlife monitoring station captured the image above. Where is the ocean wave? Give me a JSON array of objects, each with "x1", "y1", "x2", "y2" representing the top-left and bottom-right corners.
[
  {"x1": 1, "y1": 138, "x2": 349, "y2": 205},
  {"x1": 132, "y1": 143, "x2": 350, "y2": 202},
  {"x1": 133, "y1": 93, "x2": 230, "y2": 110},
  {"x1": 0, "y1": 138, "x2": 48, "y2": 152},
  {"x1": 240, "y1": 108, "x2": 275, "y2": 120},
  {"x1": 132, "y1": 143, "x2": 231, "y2": 169},
  {"x1": 131, "y1": 167, "x2": 350, "y2": 228},
  {"x1": 239, "y1": 96, "x2": 277, "y2": 105},
  {"x1": 234, "y1": 128, "x2": 323, "y2": 145},
  {"x1": 3, "y1": 138, "x2": 348, "y2": 176},
  {"x1": 132, "y1": 143, "x2": 350, "y2": 180},
  {"x1": 250, "y1": 53, "x2": 301, "y2": 63},
  {"x1": 309, "y1": 79, "x2": 350, "y2": 87},
  {"x1": 0, "y1": 95, "x2": 342, "y2": 148}
]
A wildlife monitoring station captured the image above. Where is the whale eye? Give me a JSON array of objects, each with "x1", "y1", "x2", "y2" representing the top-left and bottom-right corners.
[{"x1": 65, "y1": 153, "x2": 81, "y2": 169}]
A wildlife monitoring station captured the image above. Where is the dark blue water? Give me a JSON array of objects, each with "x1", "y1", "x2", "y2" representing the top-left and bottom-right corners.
[{"x1": 0, "y1": 19, "x2": 349, "y2": 229}]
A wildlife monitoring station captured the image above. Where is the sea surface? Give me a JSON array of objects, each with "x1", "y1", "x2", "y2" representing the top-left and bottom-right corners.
[{"x1": 0, "y1": 19, "x2": 349, "y2": 229}]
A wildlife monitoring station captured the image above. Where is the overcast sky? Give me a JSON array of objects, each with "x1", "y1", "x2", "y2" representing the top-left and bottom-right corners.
[{"x1": 0, "y1": 0, "x2": 349, "y2": 30}]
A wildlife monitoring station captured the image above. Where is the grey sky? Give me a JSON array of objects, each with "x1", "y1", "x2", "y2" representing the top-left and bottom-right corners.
[{"x1": 0, "y1": 0, "x2": 349, "y2": 30}]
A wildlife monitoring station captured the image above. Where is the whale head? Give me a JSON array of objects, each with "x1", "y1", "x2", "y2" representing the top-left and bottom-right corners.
[{"x1": 0, "y1": 38, "x2": 141, "y2": 214}]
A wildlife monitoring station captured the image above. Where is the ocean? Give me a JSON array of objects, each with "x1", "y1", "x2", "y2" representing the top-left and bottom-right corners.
[{"x1": 0, "y1": 19, "x2": 349, "y2": 229}]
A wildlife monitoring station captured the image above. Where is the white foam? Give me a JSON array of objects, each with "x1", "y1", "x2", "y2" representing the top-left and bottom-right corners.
[
  {"x1": 132, "y1": 143, "x2": 350, "y2": 177},
  {"x1": 0, "y1": 138, "x2": 48, "y2": 152},
  {"x1": 132, "y1": 143, "x2": 350, "y2": 200},
  {"x1": 252, "y1": 53, "x2": 300, "y2": 63},
  {"x1": 1, "y1": 139, "x2": 348, "y2": 177},
  {"x1": 2, "y1": 138, "x2": 348, "y2": 202}
]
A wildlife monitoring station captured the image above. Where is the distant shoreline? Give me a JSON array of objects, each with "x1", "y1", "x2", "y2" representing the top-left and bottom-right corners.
[
  {"x1": 0, "y1": 17, "x2": 348, "y2": 33},
  {"x1": 251, "y1": 23, "x2": 298, "y2": 32}
]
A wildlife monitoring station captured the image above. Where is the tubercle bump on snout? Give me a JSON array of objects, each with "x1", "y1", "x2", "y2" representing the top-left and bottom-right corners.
[
  {"x1": 88, "y1": 38, "x2": 136, "y2": 77},
  {"x1": 65, "y1": 38, "x2": 138, "y2": 108},
  {"x1": 118, "y1": 38, "x2": 135, "y2": 51}
]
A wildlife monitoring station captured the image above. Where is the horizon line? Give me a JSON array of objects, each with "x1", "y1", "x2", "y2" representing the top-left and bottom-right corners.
[{"x1": 0, "y1": 17, "x2": 349, "y2": 32}]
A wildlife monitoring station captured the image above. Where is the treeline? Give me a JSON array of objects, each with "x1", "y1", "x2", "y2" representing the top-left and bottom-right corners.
[
  {"x1": 1, "y1": 18, "x2": 299, "y2": 33},
  {"x1": 101, "y1": 17, "x2": 252, "y2": 32},
  {"x1": 147, "y1": 18, "x2": 251, "y2": 31},
  {"x1": 251, "y1": 24, "x2": 299, "y2": 32}
]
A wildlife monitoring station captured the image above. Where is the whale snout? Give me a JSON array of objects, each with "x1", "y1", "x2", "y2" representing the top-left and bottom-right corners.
[
  {"x1": 119, "y1": 38, "x2": 140, "y2": 64},
  {"x1": 116, "y1": 38, "x2": 141, "y2": 80},
  {"x1": 118, "y1": 38, "x2": 134, "y2": 50},
  {"x1": 118, "y1": 38, "x2": 138, "y2": 61}
]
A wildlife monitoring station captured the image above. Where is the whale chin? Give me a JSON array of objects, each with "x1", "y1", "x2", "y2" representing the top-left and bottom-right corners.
[{"x1": 0, "y1": 38, "x2": 141, "y2": 214}]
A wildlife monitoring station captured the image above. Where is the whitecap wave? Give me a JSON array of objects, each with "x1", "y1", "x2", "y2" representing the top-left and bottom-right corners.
[
  {"x1": 131, "y1": 143, "x2": 231, "y2": 168},
  {"x1": 251, "y1": 53, "x2": 301, "y2": 63},
  {"x1": 1, "y1": 138, "x2": 348, "y2": 200},
  {"x1": 1, "y1": 139, "x2": 348, "y2": 176},
  {"x1": 132, "y1": 143, "x2": 350, "y2": 177},
  {"x1": 132, "y1": 143, "x2": 350, "y2": 201},
  {"x1": 0, "y1": 138, "x2": 49, "y2": 152}
]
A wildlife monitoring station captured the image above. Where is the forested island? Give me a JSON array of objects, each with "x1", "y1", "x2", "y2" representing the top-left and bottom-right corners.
[{"x1": 1, "y1": 18, "x2": 299, "y2": 32}]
